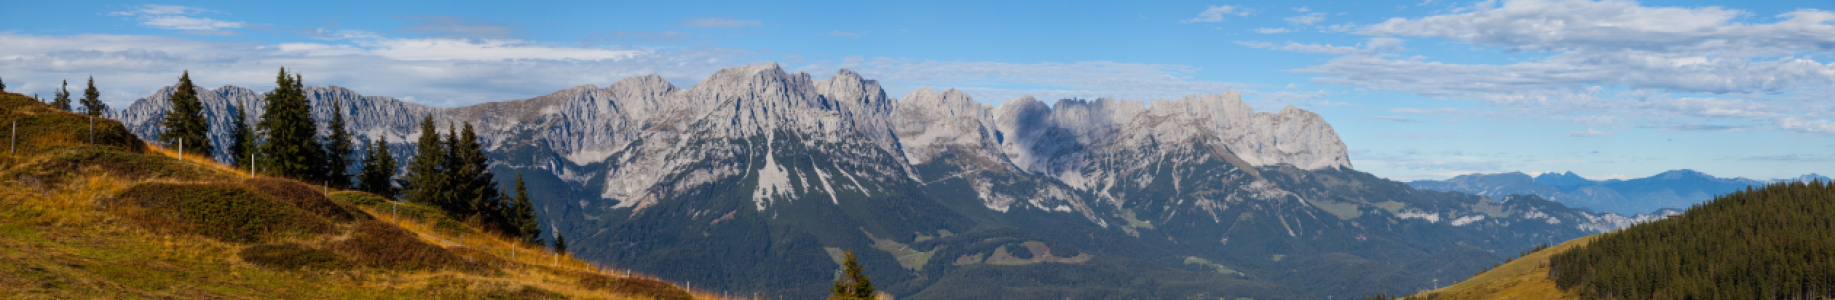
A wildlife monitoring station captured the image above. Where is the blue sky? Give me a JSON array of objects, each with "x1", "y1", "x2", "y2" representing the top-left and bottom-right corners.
[{"x1": 4, "y1": 0, "x2": 1833, "y2": 181}]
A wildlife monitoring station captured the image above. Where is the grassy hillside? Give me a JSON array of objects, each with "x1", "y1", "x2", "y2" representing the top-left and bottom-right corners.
[
  {"x1": 1401, "y1": 236, "x2": 1587, "y2": 300},
  {"x1": 0, "y1": 92, "x2": 715, "y2": 299}
]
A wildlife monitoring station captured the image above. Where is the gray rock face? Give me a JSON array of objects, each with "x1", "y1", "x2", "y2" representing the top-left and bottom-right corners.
[
  {"x1": 112, "y1": 63, "x2": 1351, "y2": 219},
  {"x1": 115, "y1": 85, "x2": 437, "y2": 160}
]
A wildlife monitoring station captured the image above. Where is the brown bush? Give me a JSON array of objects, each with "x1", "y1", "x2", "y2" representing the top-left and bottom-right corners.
[
  {"x1": 239, "y1": 243, "x2": 352, "y2": 270},
  {"x1": 4, "y1": 146, "x2": 233, "y2": 188},
  {"x1": 110, "y1": 182, "x2": 335, "y2": 243},
  {"x1": 242, "y1": 177, "x2": 369, "y2": 222},
  {"x1": 576, "y1": 272, "x2": 693, "y2": 300},
  {"x1": 330, "y1": 220, "x2": 482, "y2": 272}
]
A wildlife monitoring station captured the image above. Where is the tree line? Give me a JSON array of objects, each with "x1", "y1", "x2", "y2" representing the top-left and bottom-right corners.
[
  {"x1": 152, "y1": 68, "x2": 545, "y2": 246},
  {"x1": 15, "y1": 75, "x2": 111, "y2": 117},
  {"x1": 1549, "y1": 180, "x2": 1835, "y2": 299}
]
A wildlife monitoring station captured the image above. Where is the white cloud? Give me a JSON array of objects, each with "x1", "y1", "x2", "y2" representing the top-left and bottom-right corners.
[
  {"x1": 1285, "y1": 13, "x2": 1326, "y2": 26},
  {"x1": 826, "y1": 59, "x2": 1253, "y2": 104},
  {"x1": 1776, "y1": 117, "x2": 1835, "y2": 134},
  {"x1": 0, "y1": 33, "x2": 749, "y2": 108},
  {"x1": 1568, "y1": 128, "x2": 1613, "y2": 137},
  {"x1": 1236, "y1": 41, "x2": 1358, "y2": 55},
  {"x1": 1184, "y1": 5, "x2": 1250, "y2": 23},
  {"x1": 1254, "y1": 28, "x2": 1293, "y2": 34},
  {"x1": 1294, "y1": 6, "x2": 1312, "y2": 12},
  {"x1": 1287, "y1": 0, "x2": 1835, "y2": 134},
  {"x1": 108, "y1": 4, "x2": 210, "y2": 16},
  {"x1": 828, "y1": 30, "x2": 866, "y2": 37},
  {"x1": 139, "y1": 15, "x2": 246, "y2": 31},
  {"x1": 1391, "y1": 108, "x2": 1460, "y2": 114},
  {"x1": 1361, "y1": 0, "x2": 1835, "y2": 56},
  {"x1": 399, "y1": 15, "x2": 523, "y2": 39},
  {"x1": 683, "y1": 17, "x2": 762, "y2": 28},
  {"x1": 109, "y1": 5, "x2": 245, "y2": 32}
]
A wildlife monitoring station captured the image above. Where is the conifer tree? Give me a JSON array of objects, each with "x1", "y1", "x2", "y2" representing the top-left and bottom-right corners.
[
  {"x1": 554, "y1": 233, "x2": 567, "y2": 255},
  {"x1": 401, "y1": 114, "x2": 447, "y2": 206},
  {"x1": 52, "y1": 80, "x2": 72, "y2": 111},
  {"x1": 358, "y1": 136, "x2": 400, "y2": 199},
  {"x1": 80, "y1": 76, "x2": 107, "y2": 116},
  {"x1": 510, "y1": 173, "x2": 542, "y2": 244},
  {"x1": 228, "y1": 100, "x2": 257, "y2": 170},
  {"x1": 449, "y1": 122, "x2": 502, "y2": 225},
  {"x1": 325, "y1": 98, "x2": 355, "y2": 188},
  {"x1": 256, "y1": 68, "x2": 325, "y2": 181},
  {"x1": 829, "y1": 250, "x2": 875, "y2": 300},
  {"x1": 159, "y1": 71, "x2": 212, "y2": 159},
  {"x1": 1, "y1": 76, "x2": 6, "y2": 92}
]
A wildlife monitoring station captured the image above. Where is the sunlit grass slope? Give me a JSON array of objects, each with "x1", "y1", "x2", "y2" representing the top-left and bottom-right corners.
[
  {"x1": 1402, "y1": 236, "x2": 1590, "y2": 300},
  {"x1": 0, "y1": 92, "x2": 736, "y2": 299}
]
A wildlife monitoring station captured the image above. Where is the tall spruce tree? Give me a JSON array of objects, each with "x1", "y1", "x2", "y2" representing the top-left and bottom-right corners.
[
  {"x1": 256, "y1": 69, "x2": 325, "y2": 181},
  {"x1": 52, "y1": 80, "x2": 72, "y2": 111},
  {"x1": 325, "y1": 99, "x2": 356, "y2": 188},
  {"x1": 159, "y1": 71, "x2": 212, "y2": 159},
  {"x1": 437, "y1": 123, "x2": 467, "y2": 215},
  {"x1": 510, "y1": 173, "x2": 542, "y2": 244},
  {"x1": 358, "y1": 136, "x2": 400, "y2": 199},
  {"x1": 1, "y1": 76, "x2": 7, "y2": 92},
  {"x1": 228, "y1": 100, "x2": 257, "y2": 170},
  {"x1": 80, "y1": 76, "x2": 106, "y2": 116},
  {"x1": 401, "y1": 114, "x2": 447, "y2": 206},
  {"x1": 450, "y1": 122, "x2": 502, "y2": 225}
]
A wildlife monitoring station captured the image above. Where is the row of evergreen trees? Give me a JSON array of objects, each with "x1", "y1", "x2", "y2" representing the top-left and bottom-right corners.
[
  {"x1": 154, "y1": 68, "x2": 543, "y2": 245},
  {"x1": 22, "y1": 76, "x2": 111, "y2": 116},
  {"x1": 1549, "y1": 181, "x2": 1835, "y2": 299}
]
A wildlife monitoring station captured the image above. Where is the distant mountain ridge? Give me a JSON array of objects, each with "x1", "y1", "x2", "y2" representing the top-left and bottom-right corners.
[
  {"x1": 1409, "y1": 170, "x2": 1825, "y2": 215},
  {"x1": 113, "y1": 63, "x2": 1653, "y2": 299}
]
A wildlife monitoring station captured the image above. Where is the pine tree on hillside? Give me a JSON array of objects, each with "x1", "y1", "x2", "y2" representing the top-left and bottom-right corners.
[
  {"x1": 325, "y1": 99, "x2": 356, "y2": 188},
  {"x1": 1, "y1": 76, "x2": 7, "y2": 92},
  {"x1": 159, "y1": 71, "x2": 212, "y2": 159},
  {"x1": 256, "y1": 69, "x2": 325, "y2": 182},
  {"x1": 401, "y1": 114, "x2": 448, "y2": 206},
  {"x1": 829, "y1": 250, "x2": 876, "y2": 300},
  {"x1": 228, "y1": 100, "x2": 257, "y2": 170},
  {"x1": 449, "y1": 122, "x2": 503, "y2": 227},
  {"x1": 358, "y1": 136, "x2": 400, "y2": 199},
  {"x1": 80, "y1": 76, "x2": 107, "y2": 116},
  {"x1": 510, "y1": 173, "x2": 542, "y2": 244},
  {"x1": 52, "y1": 80, "x2": 72, "y2": 111}
]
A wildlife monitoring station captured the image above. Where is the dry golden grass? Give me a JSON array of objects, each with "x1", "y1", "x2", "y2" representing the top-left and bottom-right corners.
[
  {"x1": 0, "y1": 93, "x2": 764, "y2": 299},
  {"x1": 1406, "y1": 236, "x2": 1596, "y2": 300}
]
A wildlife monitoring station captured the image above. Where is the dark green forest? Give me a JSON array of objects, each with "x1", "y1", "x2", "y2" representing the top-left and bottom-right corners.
[{"x1": 1550, "y1": 181, "x2": 1835, "y2": 299}]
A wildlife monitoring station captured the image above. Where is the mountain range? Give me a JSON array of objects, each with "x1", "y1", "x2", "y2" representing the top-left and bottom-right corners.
[
  {"x1": 113, "y1": 63, "x2": 1667, "y2": 299},
  {"x1": 1408, "y1": 170, "x2": 1828, "y2": 215}
]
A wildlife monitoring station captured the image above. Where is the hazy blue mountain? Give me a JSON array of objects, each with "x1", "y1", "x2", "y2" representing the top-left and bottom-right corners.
[
  {"x1": 1412, "y1": 169, "x2": 1819, "y2": 215},
  {"x1": 115, "y1": 63, "x2": 1658, "y2": 300},
  {"x1": 1533, "y1": 171, "x2": 1596, "y2": 187}
]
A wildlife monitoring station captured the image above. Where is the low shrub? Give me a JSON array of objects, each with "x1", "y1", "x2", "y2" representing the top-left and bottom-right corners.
[
  {"x1": 110, "y1": 182, "x2": 335, "y2": 243},
  {"x1": 335, "y1": 193, "x2": 475, "y2": 235},
  {"x1": 330, "y1": 220, "x2": 480, "y2": 272},
  {"x1": 4, "y1": 146, "x2": 232, "y2": 187},
  {"x1": 239, "y1": 243, "x2": 352, "y2": 270},
  {"x1": 418, "y1": 275, "x2": 566, "y2": 299},
  {"x1": 577, "y1": 272, "x2": 693, "y2": 300},
  {"x1": 327, "y1": 191, "x2": 387, "y2": 206},
  {"x1": 242, "y1": 178, "x2": 367, "y2": 222}
]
